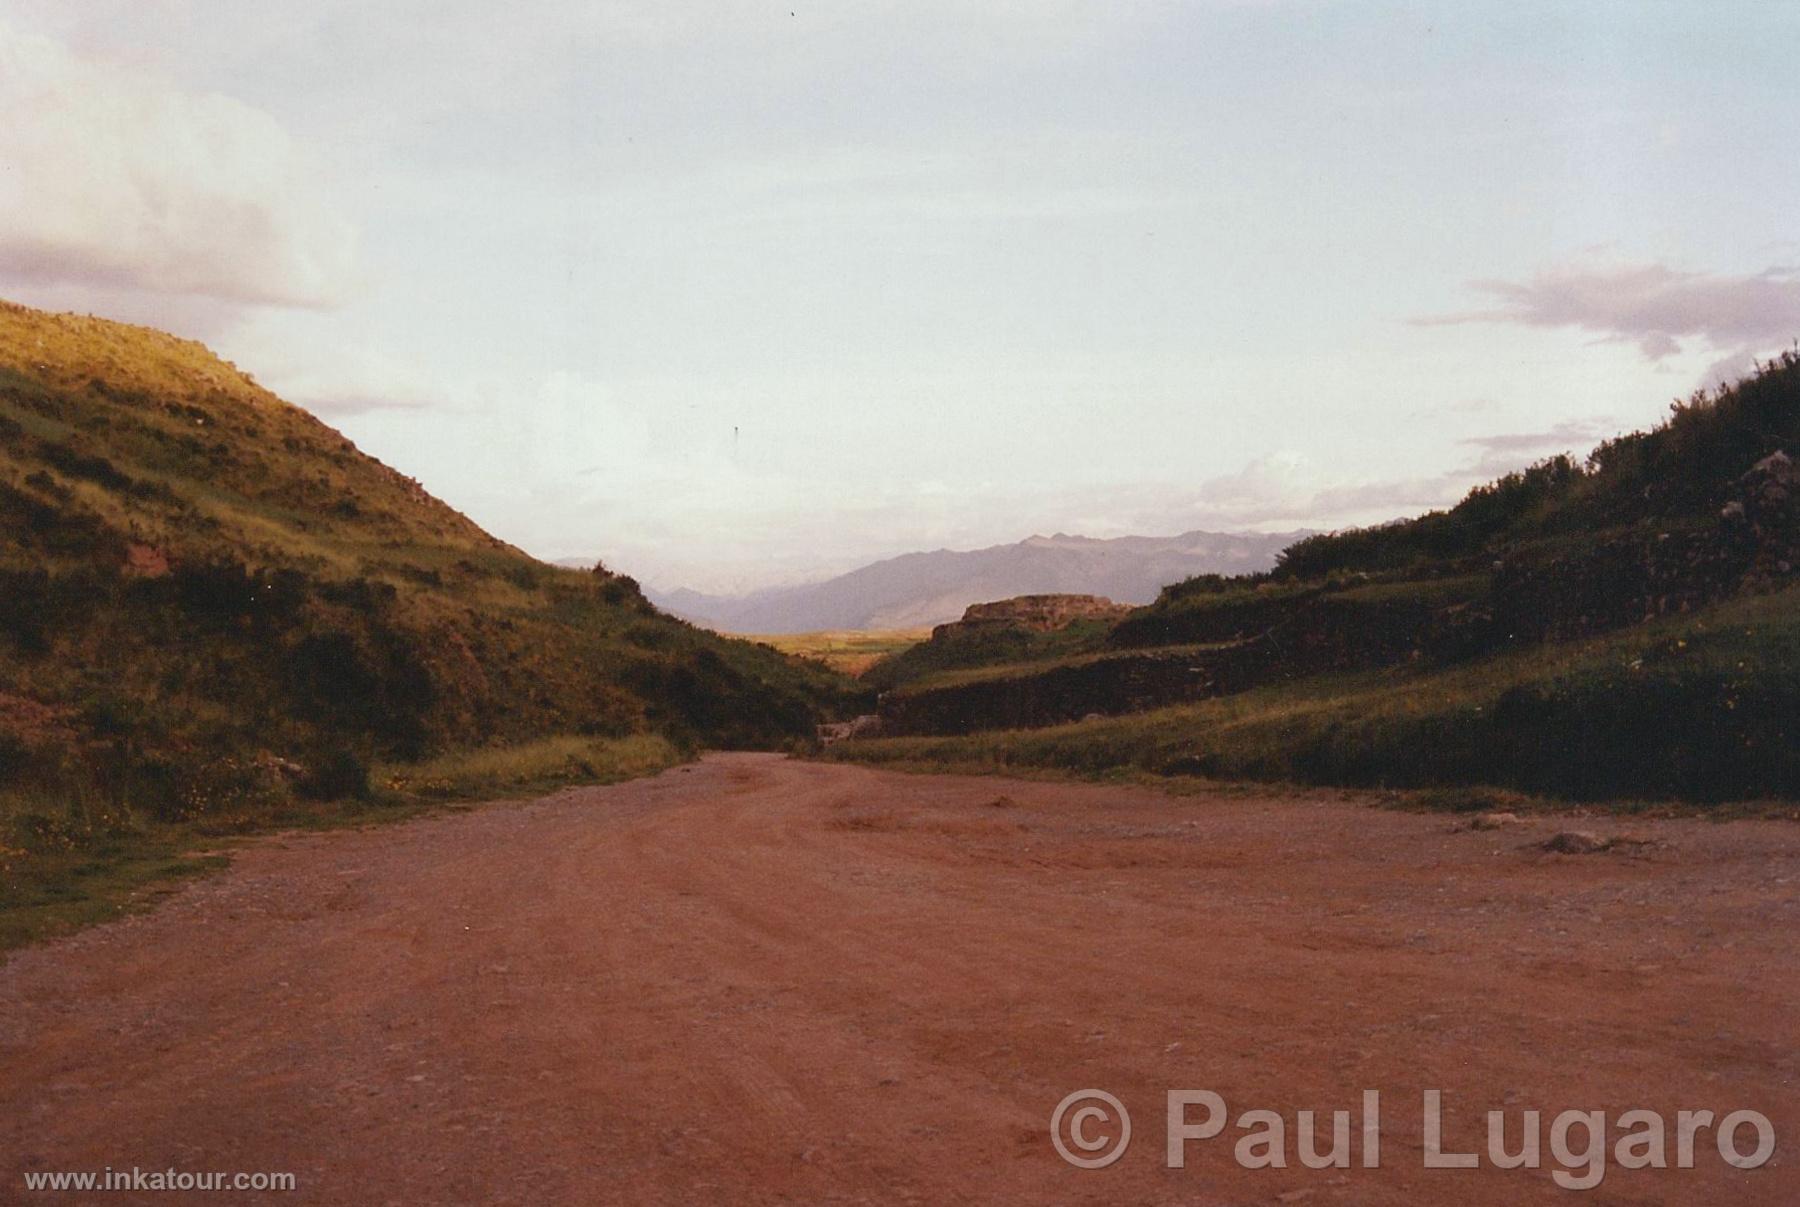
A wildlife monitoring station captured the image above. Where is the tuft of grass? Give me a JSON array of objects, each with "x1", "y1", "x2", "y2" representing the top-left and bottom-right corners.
[
  {"x1": 0, "y1": 836, "x2": 231, "y2": 954},
  {"x1": 0, "y1": 734, "x2": 689, "y2": 953},
  {"x1": 376, "y1": 733, "x2": 684, "y2": 800}
]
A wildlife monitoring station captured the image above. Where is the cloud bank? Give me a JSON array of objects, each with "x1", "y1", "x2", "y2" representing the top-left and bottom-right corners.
[
  {"x1": 1420, "y1": 259, "x2": 1800, "y2": 371},
  {"x1": 0, "y1": 23, "x2": 357, "y2": 308}
]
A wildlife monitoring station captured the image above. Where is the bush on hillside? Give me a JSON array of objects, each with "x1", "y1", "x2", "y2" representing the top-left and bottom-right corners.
[
  {"x1": 1257, "y1": 350, "x2": 1799, "y2": 584},
  {"x1": 297, "y1": 747, "x2": 371, "y2": 801}
]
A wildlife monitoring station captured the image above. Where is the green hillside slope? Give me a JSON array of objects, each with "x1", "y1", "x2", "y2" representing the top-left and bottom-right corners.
[
  {"x1": 0, "y1": 301, "x2": 860, "y2": 898},
  {"x1": 845, "y1": 354, "x2": 1800, "y2": 802}
]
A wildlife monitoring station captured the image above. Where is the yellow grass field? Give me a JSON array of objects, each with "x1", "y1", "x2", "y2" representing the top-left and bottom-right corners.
[{"x1": 741, "y1": 629, "x2": 932, "y2": 677}]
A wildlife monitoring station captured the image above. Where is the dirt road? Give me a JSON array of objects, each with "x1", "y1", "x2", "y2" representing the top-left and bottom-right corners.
[{"x1": 3, "y1": 755, "x2": 1796, "y2": 1204}]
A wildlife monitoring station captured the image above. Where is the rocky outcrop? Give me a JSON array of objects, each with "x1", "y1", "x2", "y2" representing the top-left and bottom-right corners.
[
  {"x1": 880, "y1": 599, "x2": 1457, "y2": 736},
  {"x1": 931, "y1": 594, "x2": 1132, "y2": 641},
  {"x1": 1729, "y1": 450, "x2": 1797, "y2": 584},
  {"x1": 1490, "y1": 448, "x2": 1795, "y2": 645},
  {"x1": 882, "y1": 583, "x2": 1471, "y2": 735}
]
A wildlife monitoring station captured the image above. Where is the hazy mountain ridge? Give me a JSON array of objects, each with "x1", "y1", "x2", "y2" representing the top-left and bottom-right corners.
[{"x1": 633, "y1": 530, "x2": 1308, "y2": 633}]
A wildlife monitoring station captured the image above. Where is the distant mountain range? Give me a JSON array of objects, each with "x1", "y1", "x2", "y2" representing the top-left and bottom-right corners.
[{"x1": 627, "y1": 530, "x2": 1309, "y2": 633}]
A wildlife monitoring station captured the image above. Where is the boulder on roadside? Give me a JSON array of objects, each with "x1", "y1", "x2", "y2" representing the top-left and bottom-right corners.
[
  {"x1": 1538, "y1": 830, "x2": 1660, "y2": 855},
  {"x1": 1540, "y1": 830, "x2": 1610, "y2": 854},
  {"x1": 818, "y1": 714, "x2": 883, "y2": 745}
]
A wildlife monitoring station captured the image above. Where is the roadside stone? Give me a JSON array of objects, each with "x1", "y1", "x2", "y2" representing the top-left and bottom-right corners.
[
  {"x1": 1538, "y1": 830, "x2": 1662, "y2": 855},
  {"x1": 818, "y1": 714, "x2": 883, "y2": 745},
  {"x1": 1540, "y1": 830, "x2": 1609, "y2": 854}
]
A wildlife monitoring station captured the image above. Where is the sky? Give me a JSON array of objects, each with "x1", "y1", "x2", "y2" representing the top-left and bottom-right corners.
[{"x1": 2, "y1": 1, "x2": 1797, "y2": 592}]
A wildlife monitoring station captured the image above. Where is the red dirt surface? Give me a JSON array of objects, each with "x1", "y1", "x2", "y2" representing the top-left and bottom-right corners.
[{"x1": 2, "y1": 754, "x2": 1796, "y2": 1204}]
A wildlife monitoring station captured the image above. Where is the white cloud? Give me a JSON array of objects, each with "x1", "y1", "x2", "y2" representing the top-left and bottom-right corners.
[
  {"x1": 1458, "y1": 419, "x2": 1616, "y2": 458},
  {"x1": 1697, "y1": 347, "x2": 1773, "y2": 392},
  {"x1": 253, "y1": 345, "x2": 446, "y2": 417},
  {"x1": 1418, "y1": 257, "x2": 1800, "y2": 373},
  {"x1": 0, "y1": 22, "x2": 357, "y2": 307}
]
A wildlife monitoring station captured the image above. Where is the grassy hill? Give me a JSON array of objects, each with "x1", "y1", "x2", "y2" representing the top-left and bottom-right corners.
[
  {"x1": 859, "y1": 615, "x2": 1122, "y2": 694},
  {"x1": 0, "y1": 300, "x2": 863, "y2": 937},
  {"x1": 843, "y1": 353, "x2": 1800, "y2": 803}
]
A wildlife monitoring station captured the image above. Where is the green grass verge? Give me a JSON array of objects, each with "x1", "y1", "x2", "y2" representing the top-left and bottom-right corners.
[
  {"x1": 374, "y1": 733, "x2": 684, "y2": 800},
  {"x1": 0, "y1": 734, "x2": 685, "y2": 953},
  {"x1": 892, "y1": 640, "x2": 1237, "y2": 695},
  {"x1": 862, "y1": 617, "x2": 1118, "y2": 693}
]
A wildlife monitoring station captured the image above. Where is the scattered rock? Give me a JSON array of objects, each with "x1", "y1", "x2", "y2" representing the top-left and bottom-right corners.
[
  {"x1": 818, "y1": 715, "x2": 883, "y2": 745},
  {"x1": 1539, "y1": 831, "x2": 1660, "y2": 855},
  {"x1": 254, "y1": 753, "x2": 308, "y2": 781},
  {"x1": 1747, "y1": 448, "x2": 1792, "y2": 480},
  {"x1": 1540, "y1": 830, "x2": 1610, "y2": 854}
]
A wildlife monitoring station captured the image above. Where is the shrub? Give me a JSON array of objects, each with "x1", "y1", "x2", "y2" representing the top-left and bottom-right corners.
[
  {"x1": 41, "y1": 442, "x2": 137, "y2": 493},
  {"x1": 1255, "y1": 351, "x2": 1800, "y2": 585},
  {"x1": 0, "y1": 480, "x2": 120, "y2": 561},
  {"x1": 577, "y1": 684, "x2": 648, "y2": 738},
  {"x1": 173, "y1": 558, "x2": 262, "y2": 620},
  {"x1": 298, "y1": 747, "x2": 371, "y2": 801}
]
